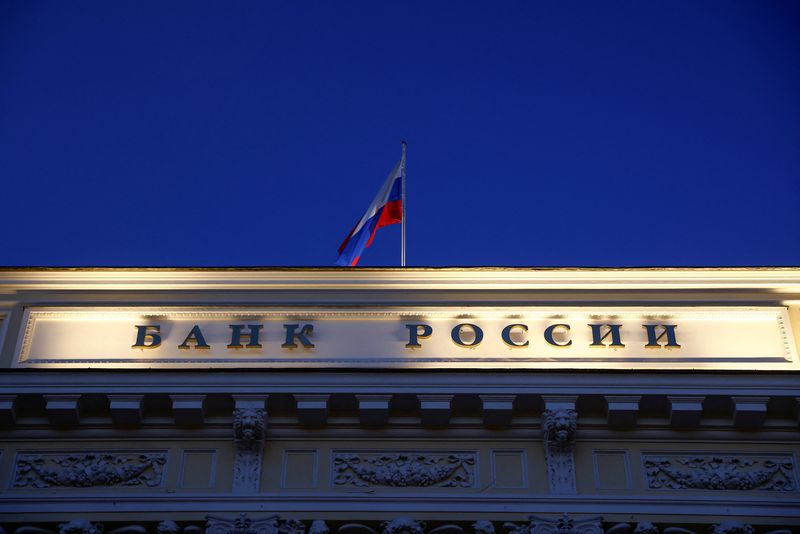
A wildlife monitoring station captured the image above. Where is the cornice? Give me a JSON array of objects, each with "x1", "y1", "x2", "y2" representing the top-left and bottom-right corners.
[
  {"x1": 1, "y1": 370, "x2": 798, "y2": 396},
  {"x1": 1, "y1": 267, "x2": 800, "y2": 292}
]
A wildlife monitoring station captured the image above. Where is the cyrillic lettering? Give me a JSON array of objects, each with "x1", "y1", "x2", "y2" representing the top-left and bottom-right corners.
[
  {"x1": 544, "y1": 324, "x2": 572, "y2": 347},
  {"x1": 588, "y1": 324, "x2": 625, "y2": 347},
  {"x1": 405, "y1": 323, "x2": 433, "y2": 348},
  {"x1": 501, "y1": 324, "x2": 528, "y2": 347},
  {"x1": 643, "y1": 324, "x2": 680, "y2": 348},
  {"x1": 132, "y1": 325, "x2": 161, "y2": 349},
  {"x1": 282, "y1": 324, "x2": 315, "y2": 348},
  {"x1": 451, "y1": 323, "x2": 483, "y2": 347},
  {"x1": 178, "y1": 325, "x2": 210, "y2": 349},
  {"x1": 227, "y1": 324, "x2": 264, "y2": 348}
]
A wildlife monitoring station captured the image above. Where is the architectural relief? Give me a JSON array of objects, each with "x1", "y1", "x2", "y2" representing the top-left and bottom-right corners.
[
  {"x1": 206, "y1": 514, "x2": 280, "y2": 534},
  {"x1": 542, "y1": 409, "x2": 577, "y2": 494},
  {"x1": 380, "y1": 519, "x2": 426, "y2": 534},
  {"x1": 13, "y1": 452, "x2": 166, "y2": 488},
  {"x1": 205, "y1": 515, "x2": 327, "y2": 534},
  {"x1": 332, "y1": 452, "x2": 475, "y2": 488},
  {"x1": 643, "y1": 454, "x2": 796, "y2": 491},
  {"x1": 308, "y1": 522, "x2": 330, "y2": 534},
  {"x1": 602, "y1": 522, "x2": 771, "y2": 534},
  {"x1": 1, "y1": 517, "x2": 797, "y2": 534},
  {"x1": 709, "y1": 523, "x2": 754, "y2": 534},
  {"x1": 234, "y1": 408, "x2": 266, "y2": 444},
  {"x1": 232, "y1": 407, "x2": 267, "y2": 493},
  {"x1": 633, "y1": 524, "x2": 658, "y2": 534},
  {"x1": 156, "y1": 522, "x2": 180, "y2": 534},
  {"x1": 59, "y1": 521, "x2": 103, "y2": 534},
  {"x1": 471, "y1": 522, "x2": 495, "y2": 534},
  {"x1": 504, "y1": 514, "x2": 603, "y2": 534},
  {"x1": 280, "y1": 521, "x2": 307, "y2": 534}
]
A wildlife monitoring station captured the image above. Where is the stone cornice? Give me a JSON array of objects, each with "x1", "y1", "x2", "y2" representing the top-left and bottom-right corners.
[
  {"x1": 0, "y1": 370, "x2": 798, "y2": 395},
  {"x1": 2, "y1": 267, "x2": 800, "y2": 293},
  {"x1": 1, "y1": 491, "x2": 798, "y2": 518}
]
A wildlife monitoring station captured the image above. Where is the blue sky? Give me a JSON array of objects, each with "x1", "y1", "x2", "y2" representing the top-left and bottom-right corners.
[{"x1": 1, "y1": 1, "x2": 798, "y2": 266}]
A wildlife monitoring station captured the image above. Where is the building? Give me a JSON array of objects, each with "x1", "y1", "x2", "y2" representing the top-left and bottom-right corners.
[{"x1": 0, "y1": 267, "x2": 798, "y2": 534}]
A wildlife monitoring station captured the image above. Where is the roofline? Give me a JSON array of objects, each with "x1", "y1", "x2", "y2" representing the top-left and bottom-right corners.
[
  {"x1": 2, "y1": 266, "x2": 800, "y2": 292},
  {"x1": 1, "y1": 266, "x2": 800, "y2": 272},
  {"x1": 0, "y1": 265, "x2": 800, "y2": 271}
]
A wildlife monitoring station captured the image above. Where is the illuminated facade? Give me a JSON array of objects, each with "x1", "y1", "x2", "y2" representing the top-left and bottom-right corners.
[{"x1": 0, "y1": 268, "x2": 799, "y2": 533}]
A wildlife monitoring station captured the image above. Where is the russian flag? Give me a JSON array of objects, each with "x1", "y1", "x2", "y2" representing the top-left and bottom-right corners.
[{"x1": 336, "y1": 160, "x2": 403, "y2": 266}]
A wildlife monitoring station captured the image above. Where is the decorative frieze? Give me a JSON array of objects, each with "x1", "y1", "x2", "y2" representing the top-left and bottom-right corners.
[
  {"x1": 157, "y1": 522, "x2": 180, "y2": 534},
  {"x1": 604, "y1": 522, "x2": 761, "y2": 534},
  {"x1": 206, "y1": 514, "x2": 280, "y2": 534},
  {"x1": 710, "y1": 523, "x2": 754, "y2": 534},
  {"x1": 332, "y1": 451, "x2": 476, "y2": 488},
  {"x1": 643, "y1": 454, "x2": 796, "y2": 491},
  {"x1": 13, "y1": 451, "x2": 166, "y2": 488},
  {"x1": 0, "y1": 518, "x2": 796, "y2": 534},
  {"x1": 381, "y1": 519, "x2": 426, "y2": 534},
  {"x1": 59, "y1": 521, "x2": 103, "y2": 534},
  {"x1": 309, "y1": 522, "x2": 330, "y2": 534},
  {"x1": 282, "y1": 520, "x2": 307, "y2": 534},
  {"x1": 504, "y1": 514, "x2": 603, "y2": 534}
]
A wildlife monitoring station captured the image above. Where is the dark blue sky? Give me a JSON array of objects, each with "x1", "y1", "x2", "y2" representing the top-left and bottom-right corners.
[{"x1": 1, "y1": 2, "x2": 799, "y2": 267}]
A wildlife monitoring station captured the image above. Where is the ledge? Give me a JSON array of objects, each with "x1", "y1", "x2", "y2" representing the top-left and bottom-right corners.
[{"x1": 2, "y1": 267, "x2": 800, "y2": 292}]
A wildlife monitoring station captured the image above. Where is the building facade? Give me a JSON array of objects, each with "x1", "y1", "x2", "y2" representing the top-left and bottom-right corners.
[{"x1": 0, "y1": 268, "x2": 798, "y2": 533}]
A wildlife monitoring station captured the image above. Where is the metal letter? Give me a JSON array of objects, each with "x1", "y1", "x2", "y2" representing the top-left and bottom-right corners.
[
  {"x1": 178, "y1": 325, "x2": 210, "y2": 349},
  {"x1": 228, "y1": 324, "x2": 264, "y2": 348},
  {"x1": 643, "y1": 324, "x2": 680, "y2": 348},
  {"x1": 132, "y1": 325, "x2": 161, "y2": 349},
  {"x1": 282, "y1": 324, "x2": 315, "y2": 348},
  {"x1": 501, "y1": 324, "x2": 529, "y2": 347},
  {"x1": 405, "y1": 323, "x2": 433, "y2": 348},
  {"x1": 451, "y1": 323, "x2": 484, "y2": 347},
  {"x1": 588, "y1": 324, "x2": 625, "y2": 347},
  {"x1": 544, "y1": 324, "x2": 572, "y2": 347}
]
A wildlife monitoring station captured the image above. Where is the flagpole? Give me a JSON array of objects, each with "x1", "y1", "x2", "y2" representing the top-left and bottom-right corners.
[{"x1": 401, "y1": 140, "x2": 407, "y2": 267}]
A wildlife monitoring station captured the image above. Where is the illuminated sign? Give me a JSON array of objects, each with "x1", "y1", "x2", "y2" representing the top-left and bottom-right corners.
[{"x1": 12, "y1": 307, "x2": 799, "y2": 370}]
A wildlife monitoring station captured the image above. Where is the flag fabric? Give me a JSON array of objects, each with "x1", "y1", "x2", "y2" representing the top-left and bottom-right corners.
[{"x1": 336, "y1": 160, "x2": 403, "y2": 266}]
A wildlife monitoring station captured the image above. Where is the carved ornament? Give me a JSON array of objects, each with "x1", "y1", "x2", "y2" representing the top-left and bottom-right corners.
[
  {"x1": 504, "y1": 514, "x2": 602, "y2": 534},
  {"x1": 380, "y1": 519, "x2": 425, "y2": 534},
  {"x1": 710, "y1": 523, "x2": 754, "y2": 534},
  {"x1": 333, "y1": 452, "x2": 475, "y2": 488},
  {"x1": 643, "y1": 455, "x2": 796, "y2": 491},
  {"x1": 233, "y1": 408, "x2": 266, "y2": 445},
  {"x1": 14, "y1": 452, "x2": 166, "y2": 488},
  {"x1": 541, "y1": 409, "x2": 577, "y2": 494},
  {"x1": 58, "y1": 522, "x2": 103, "y2": 534},
  {"x1": 206, "y1": 514, "x2": 281, "y2": 534},
  {"x1": 542, "y1": 409, "x2": 577, "y2": 448}
]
